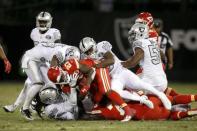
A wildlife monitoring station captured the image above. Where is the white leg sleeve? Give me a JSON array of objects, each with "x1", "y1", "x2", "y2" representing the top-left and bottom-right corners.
[{"x1": 14, "y1": 78, "x2": 32, "y2": 107}]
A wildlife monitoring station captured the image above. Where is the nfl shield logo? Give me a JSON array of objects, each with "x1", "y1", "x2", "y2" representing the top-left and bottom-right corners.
[{"x1": 114, "y1": 16, "x2": 137, "y2": 58}]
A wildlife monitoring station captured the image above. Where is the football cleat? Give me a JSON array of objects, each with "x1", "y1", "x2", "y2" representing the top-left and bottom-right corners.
[
  {"x1": 20, "y1": 108, "x2": 34, "y2": 121},
  {"x1": 3, "y1": 104, "x2": 17, "y2": 113}
]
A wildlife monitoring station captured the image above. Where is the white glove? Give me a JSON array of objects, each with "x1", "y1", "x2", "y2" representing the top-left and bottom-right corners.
[{"x1": 69, "y1": 72, "x2": 79, "y2": 87}]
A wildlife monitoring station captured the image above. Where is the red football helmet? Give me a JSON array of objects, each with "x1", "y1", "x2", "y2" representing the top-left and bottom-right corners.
[
  {"x1": 47, "y1": 66, "x2": 61, "y2": 83},
  {"x1": 47, "y1": 66, "x2": 70, "y2": 84},
  {"x1": 135, "y1": 12, "x2": 154, "y2": 28}
]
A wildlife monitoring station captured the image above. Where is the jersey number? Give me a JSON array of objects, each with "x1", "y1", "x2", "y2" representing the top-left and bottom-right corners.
[
  {"x1": 63, "y1": 61, "x2": 72, "y2": 70},
  {"x1": 148, "y1": 44, "x2": 160, "y2": 65}
]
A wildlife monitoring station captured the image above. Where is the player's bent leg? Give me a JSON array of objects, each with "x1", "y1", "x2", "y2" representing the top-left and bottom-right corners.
[
  {"x1": 123, "y1": 69, "x2": 171, "y2": 110},
  {"x1": 21, "y1": 61, "x2": 44, "y2": 120}
]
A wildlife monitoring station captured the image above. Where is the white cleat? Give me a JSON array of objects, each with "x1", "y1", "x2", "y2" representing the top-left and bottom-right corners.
[
  {"x1": 158, "y1": 93, "x2": 172, "y2": 110},
  {"x1": 3, "y1": 105, "x2": 17, "y2": 113}
]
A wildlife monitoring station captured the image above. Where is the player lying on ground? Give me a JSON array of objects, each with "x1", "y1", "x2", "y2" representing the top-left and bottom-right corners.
[
  {"x1": 38, "y1": 83, "x2": 78, "y2": 120},
  {"x1": 85, "y1": 95, "x2": 197, "y2": 121}
]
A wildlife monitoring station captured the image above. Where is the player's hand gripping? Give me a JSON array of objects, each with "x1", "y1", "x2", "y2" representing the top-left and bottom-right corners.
[{"x1": 69, "y1": 72, "x2": 79, "y2": 88}]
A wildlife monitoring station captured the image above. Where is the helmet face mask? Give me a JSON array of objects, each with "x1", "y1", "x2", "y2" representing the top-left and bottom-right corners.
[
  {"x1": 128, "y1": 23, "x2": 149, "y2": 43},
  {"x1": 36, "y1": 12, "x2": 52, "y2": 32},
  {"x1": 79, "y1": 37, "x2": 97, "y2": 59}
]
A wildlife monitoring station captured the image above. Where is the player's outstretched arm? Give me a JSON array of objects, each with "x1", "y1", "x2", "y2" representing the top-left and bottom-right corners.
[
  {"x1": 121, "y1": 47, "x2": 144, "y2": 69},
  {"x1": 0, "y1": 46, "x2": 11, "y2": 73}
]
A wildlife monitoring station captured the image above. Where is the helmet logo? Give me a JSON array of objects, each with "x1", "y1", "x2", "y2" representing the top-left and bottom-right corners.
[{"x1": 139, "y1": 27, "x2": 145, "y2": 33}]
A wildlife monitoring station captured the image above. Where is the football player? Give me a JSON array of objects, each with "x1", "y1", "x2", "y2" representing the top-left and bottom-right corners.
[
  {"x1": 122, "y1": 23, "x2": 167, "y2": 92},
  {"x1": 79, "y1": 37, "x2": 171, "y2": 110},
  {"x1": 31, "y1": 11, "x2": 61, "y2": 46},
  {"x1": 38, "y1": 83, "x2": 78, "y2": 120},
  {"x1": 87, "y1": 95, "x2": 197, "y2": 121},
  {"x1": 123, "y1": 23, "x2": 197, "y2": 105}
]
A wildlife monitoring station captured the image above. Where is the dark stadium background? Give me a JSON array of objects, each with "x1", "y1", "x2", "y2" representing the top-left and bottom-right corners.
[{"x1": 0, "y1": 0, "x2": 196, "y2": 82}]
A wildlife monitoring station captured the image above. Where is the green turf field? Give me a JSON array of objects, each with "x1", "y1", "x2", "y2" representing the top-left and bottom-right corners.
[{"x1": 0, "y1": 82, "x2": 197, "y2": 131}]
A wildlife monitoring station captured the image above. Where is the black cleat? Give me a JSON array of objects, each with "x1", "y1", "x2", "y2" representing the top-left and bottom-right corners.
[{"x1": 20, "y1": 108, "x2": 34, "y2": 121}]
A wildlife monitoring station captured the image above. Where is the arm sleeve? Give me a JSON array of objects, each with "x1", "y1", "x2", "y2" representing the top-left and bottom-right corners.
[{"x1": 132, "y1": 40, "x2": 145, "y2": 53}]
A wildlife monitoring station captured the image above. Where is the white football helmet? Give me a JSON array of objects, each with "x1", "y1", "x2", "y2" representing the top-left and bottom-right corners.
[
  {"x1": 39, "y1": 85, "x2": 59, "y2": 104},
  {"x1": 79, "y1": 37, "x2": 97, "y2": 59},
  {"x1": 36, "y1": 11, "x2": 52, "y2": 31},
  {"x1": 128, "y1": 23, "x2": 149, "y2": 43},
  {"x1": 65, "y1": 46, "x2": 81, "y2": 60}
]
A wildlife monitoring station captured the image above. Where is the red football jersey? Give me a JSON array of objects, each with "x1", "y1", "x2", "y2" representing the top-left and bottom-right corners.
[
  {"x1": 61, "y1": 58, "x2": 79, "y2": 74},
  {"x1": 79, "y1": 58, "x2": 96, "y2": 68}
]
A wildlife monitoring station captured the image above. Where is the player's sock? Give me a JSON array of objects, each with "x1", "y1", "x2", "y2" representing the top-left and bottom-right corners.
[
  {"x1": 23, "y1": 84, "x2": 42, "y2": 110},
  {"x1": 164, "y1": 87, "x2": 179, "y2": 97},
  {"x1": 173, "y1": 95, "x2": 197, "y2": 104},
  {"x1": 170, "y1": 111, "x2": 188, "y2": 120},
  {"x1": 107, "y1": 90, "x2": 127, "y2": 107},
  {"x1": 170, "y1": 109, "x2": 197, "y2": 120}
]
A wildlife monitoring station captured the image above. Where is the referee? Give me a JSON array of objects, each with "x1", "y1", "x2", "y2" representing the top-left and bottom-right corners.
[{"x1": 154, "y1": 19, "x2": 174, "y2": 70}]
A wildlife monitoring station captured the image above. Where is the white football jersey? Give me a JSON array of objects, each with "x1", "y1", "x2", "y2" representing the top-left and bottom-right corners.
[
  {"x1": 30, "y1": 28, "x2": 61, "y2": 46},
  {"x1": 22, "y1": 43, "x2": 70, "y2": 68},
  {"x1": 96, "y1": 41, "x2": 123, "y2": 75},
  {"x1": 132, "y1": 39, "x2": 167, "y2": 91}
]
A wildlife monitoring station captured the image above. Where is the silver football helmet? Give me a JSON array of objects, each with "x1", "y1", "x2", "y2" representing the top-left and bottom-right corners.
[
  {"x1": 65, "y1": 46, "x2": 81, "y2": 60},
  {"x1": 79, "y1": 37, "x2": 97, "y2": 59},
  {"x1": 39, "y1": 85, "x2": 59, "y2": 104},
  {"x1": 128, "y1": 23, "x2": 149, "y2": 44},
  {"x1": 36, "y1": 11, "x2": 52, "y2": 31}
]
